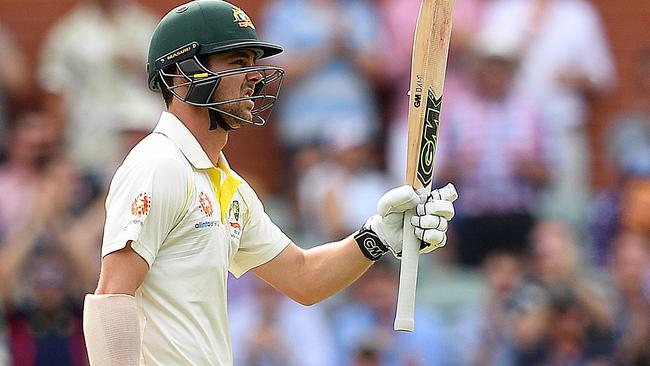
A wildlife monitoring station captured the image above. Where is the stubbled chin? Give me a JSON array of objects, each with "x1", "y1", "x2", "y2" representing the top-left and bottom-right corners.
[{"x1": 228, "y1": 116, "x2": 247, "y2": 130}]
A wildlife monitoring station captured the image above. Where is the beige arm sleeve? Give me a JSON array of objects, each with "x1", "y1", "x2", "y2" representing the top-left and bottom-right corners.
[{"x1": 83, "y1": 294, "x2": 141, "y2": 366}]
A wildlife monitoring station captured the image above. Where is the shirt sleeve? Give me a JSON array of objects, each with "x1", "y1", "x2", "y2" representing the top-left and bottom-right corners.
[
  {"x1": 101, "y1": 155, "x2": 189, "y2": 267},
  {"x1": 229, "y1": 182, "x2": 291, "y2": 278}
]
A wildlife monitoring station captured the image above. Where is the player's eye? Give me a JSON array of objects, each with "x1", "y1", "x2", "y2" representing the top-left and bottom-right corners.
[{"x1": 232, "y1": 58, "x2": 248, "y2": 66}]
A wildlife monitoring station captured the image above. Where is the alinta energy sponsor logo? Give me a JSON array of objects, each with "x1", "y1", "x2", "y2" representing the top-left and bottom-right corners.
[
  {"x1": 122, "y1": 219, "x2": 144, "y2": 232},
  {"x1": 195, "y1": 220, "x2": 219, "y2": 229},
  {"x1": 131, "y1": 193, "x2": 150, "y2": 217},
  {"x1": 196, "y1": 192, "x2": 218, "y2": 229}
]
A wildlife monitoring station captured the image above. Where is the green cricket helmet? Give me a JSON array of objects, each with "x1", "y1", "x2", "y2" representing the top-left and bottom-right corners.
[{"x1": 146, "y1": 0, "x2": 285, "y2": 130}]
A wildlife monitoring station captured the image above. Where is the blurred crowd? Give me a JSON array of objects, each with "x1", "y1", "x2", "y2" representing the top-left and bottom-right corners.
[{"x1": 0, "y1": 0, "x2": 648, "y2": 365}]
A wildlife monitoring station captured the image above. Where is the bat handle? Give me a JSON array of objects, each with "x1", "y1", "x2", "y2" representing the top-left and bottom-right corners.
[{"x1": 394, "y1": 208, "x2": 419, "y2": 332}]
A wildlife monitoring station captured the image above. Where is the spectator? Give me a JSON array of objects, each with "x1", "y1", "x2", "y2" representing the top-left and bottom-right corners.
[
  {"x1": 535, "y1": 285, "x2": 615, "y2": 365},
  {"x1": 4, "y1": 248, "x2": 88, "y2": 366},
  {"x1": 590, "y1": 50, "x2": 650, "y2": 264},
  {"x1": 296, "y1": 131, "x2": 391, "y2": 246},
  {"x1": 589, "y1": 49, "x2": 650, "y2": 265},
  {"x1": 0, "y1": 111, "x2": 62, "y2": 365},
  {"x1": 435, "y1": 33, "x2": 549, "y2": 267},
  {"x1": 479, "y1": 0, "x2": 616, "y2": 228},
  {"x1": 0, "y1": 145, "x2": 102, "y2": 365},
  {"x1": 528, "y1": 221, "x2": 611, "y2": 324},
  {"x1": 608, "y1": 230, "x2": 650, "y2": 365},
  {"x1": 38, "y1": 0, "x2": 162, "y2": 181},
  {"x1": 608, "y1": 49, "x2": 650, "y2": 178},
  {"x1": 261, "y1": 0, "x2": 381, "y2": 157},
  {"x1": 619, "y1": 177, "x2": 650, "y2": 238},
  {"x1": 331, "y1": 260, "x2": 449, "y2": 366},
  {"x1": 0, "y1": 24, "x2": 29, "y2": 154},
  {"x1": 229, "y1": 277, "x2": 336, "y2": 366},
  {"x1": 0, "y1": 156, "x2": 103, "y2": 366},
  {"x1": 513, "y1": 220, "x2": 615, "y2": 365},
  {"x1": 0, "y1": 152, "x2": 103, "y2": 299},
  {"x1": 0, "y1": 112, "x2": 60, "y2": 243},
  {"x1": 454, "y1": 250, "x2": 523, "y2": 366},
  {"x1": 0, "y1": 150, "x2": 103, "y2": 365}
]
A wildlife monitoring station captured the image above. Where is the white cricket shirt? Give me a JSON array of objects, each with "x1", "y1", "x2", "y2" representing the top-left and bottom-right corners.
[{"x1": 101, "y1": 112, "x2": 291, "y2": 365}]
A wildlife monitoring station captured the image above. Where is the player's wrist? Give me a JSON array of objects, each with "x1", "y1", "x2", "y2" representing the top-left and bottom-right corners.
[{"x1": 353, "y1": 217, "x2": 389, "y2": 261}]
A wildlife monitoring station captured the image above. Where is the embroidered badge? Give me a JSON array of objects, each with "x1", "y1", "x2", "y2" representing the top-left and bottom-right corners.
[
  {"x1": 232, "y1": 6, "x2": 255, "y2": 29},
  {"x1": 130, "y1": 193, "x2": 150, "y2": 217},
  {"x1": 199, "y1": 192, "x2": 214, "y2": 217},
  {"x1": 229, "y1": 200, "x2": 240, "y2": 221},
  {"x1": 228, "y1": 200, "x2": 242, "y2": 238}
]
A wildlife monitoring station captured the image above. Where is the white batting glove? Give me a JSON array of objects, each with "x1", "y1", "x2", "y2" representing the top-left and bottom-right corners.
[{"x1": 354, "y1": 183, "x2": 458, "y2": 260}]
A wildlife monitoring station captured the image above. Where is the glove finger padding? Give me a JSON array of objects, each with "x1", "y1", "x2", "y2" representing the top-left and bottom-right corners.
[
  {"x1": 426, "y1": 183, "x2": 459, "y2": 202},
  {"x1": 416, "y1": 200, "x2": 455, "y2": 220},
  {"x1": 377, "y1": 185, "x2": 420, "y2": 217},
  {"x1": 410, "y1": 183, "x2": 456, "y2": 254},
  {"x1": 415, "y1": 229, "x2": 447, "y2": 253},
  {"x1": 411, "y1": 216, "x2": 448, "y2": 231}
]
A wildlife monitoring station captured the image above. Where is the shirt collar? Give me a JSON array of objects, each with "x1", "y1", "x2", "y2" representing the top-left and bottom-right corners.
[{"x1": 154, "y1": 111, "x2": 225, "y2": 170}]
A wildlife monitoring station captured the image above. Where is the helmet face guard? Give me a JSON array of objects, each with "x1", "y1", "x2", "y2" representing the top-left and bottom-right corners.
[
  {"x1": 146, "y1": 1, "x2": 285, "y2": 130},
  {"x1": 158, "y1": 52, "x2": 284, "y2": 128}
]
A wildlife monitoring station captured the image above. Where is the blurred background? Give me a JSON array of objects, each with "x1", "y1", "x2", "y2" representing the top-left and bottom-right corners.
[{"x1": 0, "y1": 0, "x2": 648, "y2": 365}]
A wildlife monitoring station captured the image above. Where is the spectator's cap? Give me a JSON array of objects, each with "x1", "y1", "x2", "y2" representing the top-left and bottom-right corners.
[
  {"x1": 328, "y1": 129, "x2": 369, "y2": 153},
  {"x1": 472, "y1": 30, "x2": 521, "y2": 62},
  {"x1": 116, "y1": 96, "x2": 163, "y2": 132},
  {"x1": 321, "y1": 117, "x2": 375, "y2": 154},
  {"x1": 147, "y1": 0, "x2": 283, "y2": 92}
]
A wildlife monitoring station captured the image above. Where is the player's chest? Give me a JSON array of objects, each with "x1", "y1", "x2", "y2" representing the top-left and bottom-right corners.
[
  {"x1": 182, "y1": 175, "x2": 246, "y2": 257},
  {"x1": 154, "y1": 174, "x2": 246, "y2": 274}
]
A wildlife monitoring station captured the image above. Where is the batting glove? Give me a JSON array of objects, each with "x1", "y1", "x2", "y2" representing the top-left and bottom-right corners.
[{"x1": 354, "y1": 183, "x2": 458, "y2": 260}]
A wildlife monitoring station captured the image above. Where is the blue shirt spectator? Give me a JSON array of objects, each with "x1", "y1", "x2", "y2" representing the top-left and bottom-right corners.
[
  {"x1": 262, "y1": 0, "x2": 381, "y2": 150},
  {"x1": 331, "y1": 262, "x2": 450, "y2": 366}
]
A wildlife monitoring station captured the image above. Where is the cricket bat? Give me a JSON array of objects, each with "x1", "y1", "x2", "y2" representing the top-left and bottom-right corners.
[{"x1": 394, "y1": 0, "x2": 455, "y2": 332}]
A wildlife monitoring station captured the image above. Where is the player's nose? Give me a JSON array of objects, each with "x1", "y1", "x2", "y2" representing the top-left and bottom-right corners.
[{"x1": 246, "y1": 69, "x2": 263, "y2": 84}]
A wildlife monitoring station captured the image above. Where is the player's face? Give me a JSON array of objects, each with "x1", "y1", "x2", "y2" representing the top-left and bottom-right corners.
[{"x1": 207, "y1": 50, "x2": 262, "y2": 128}]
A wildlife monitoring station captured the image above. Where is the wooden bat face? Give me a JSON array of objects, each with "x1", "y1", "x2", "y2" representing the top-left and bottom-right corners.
[{"x1": 405, "y1": 0, "x2": 455, "y2": 192}]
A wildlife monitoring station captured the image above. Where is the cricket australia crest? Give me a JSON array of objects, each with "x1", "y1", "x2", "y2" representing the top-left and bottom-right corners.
[
  {"x1": 228, "y1": 200, "x2": 242, "y2": 240},
  {"x1": 232, "y1": 6, "x2": 255, "y2": 29}
]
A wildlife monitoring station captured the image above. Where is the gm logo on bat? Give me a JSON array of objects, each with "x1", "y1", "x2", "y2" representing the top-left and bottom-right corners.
[
  {"x1": 414, "y1": 75, "x2": 424, "y2": 107},
  {"x1": 417, "y1": 89, "x2": 441, "y2": 187}
]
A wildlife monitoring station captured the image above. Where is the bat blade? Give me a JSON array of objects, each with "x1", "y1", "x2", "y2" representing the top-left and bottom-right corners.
[{"x1": 394, "y1": 0, "x2": 455, "y2": 332}]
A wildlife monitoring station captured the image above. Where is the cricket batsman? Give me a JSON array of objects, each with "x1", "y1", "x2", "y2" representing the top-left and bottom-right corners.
[{"x1": 82, "y1": 1, "x2": 458, "y2": 365}]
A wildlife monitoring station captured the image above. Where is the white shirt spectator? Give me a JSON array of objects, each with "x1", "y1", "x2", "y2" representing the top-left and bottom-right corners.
[
  {"x1": 39, "y1": 1, "x2": 163, "y2": 179},
  {"x1": 479, "y1": 0, "x2": 616, "y2": 223}
]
